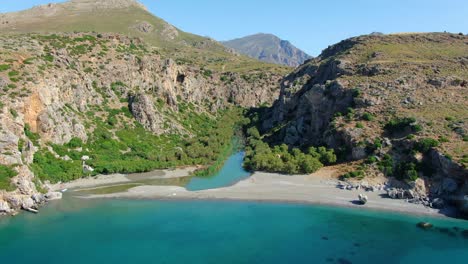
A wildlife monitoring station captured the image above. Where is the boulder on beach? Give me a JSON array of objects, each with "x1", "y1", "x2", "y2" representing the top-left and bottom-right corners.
[{"x1": 358, "y1": 194, "x2": 368, "y2": 205}]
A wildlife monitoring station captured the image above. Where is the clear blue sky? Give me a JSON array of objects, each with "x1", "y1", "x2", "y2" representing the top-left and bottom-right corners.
[{"x1": 1, "y1": 0, "x2": 467, "y2": 55}]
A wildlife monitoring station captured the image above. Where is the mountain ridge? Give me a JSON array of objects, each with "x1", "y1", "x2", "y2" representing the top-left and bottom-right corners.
[
  {"x1": 0, "y1": 0, "x2": 290, "y2": 74},
  {"x1": 222, "y1": 33, "x2": 312, "y2": 67}
]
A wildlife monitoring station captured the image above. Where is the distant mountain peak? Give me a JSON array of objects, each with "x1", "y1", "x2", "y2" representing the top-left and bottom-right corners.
[{"x1": 222, "y1": 33, "x2": 311, "y2": 67}]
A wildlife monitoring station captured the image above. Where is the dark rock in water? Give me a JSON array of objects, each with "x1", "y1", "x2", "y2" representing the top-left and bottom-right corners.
[
  {"x1": 417, "y1": 222, "x2": 433, "y2": 230},
  {"x1": 353, "y1": 242, "x2": 361, "y2": 247},
  {"x1": 461, "y1": 230, "x2": 468, "y2": 239},
  {"x1": 436, "y1": 227, "x2": 456, "y2": 237},
  {"x1": 338, "y1": 258, "x2": 353, "y2": 264},
  {"x1": 321, "y1": 236, "x2": 329, "y2": 240},
  {"x1": 326, "y1": 257, "x2": 334, "y2": 262},
  {"x1": 431, "y1": 198, "x2": 445, "y2": 209}
]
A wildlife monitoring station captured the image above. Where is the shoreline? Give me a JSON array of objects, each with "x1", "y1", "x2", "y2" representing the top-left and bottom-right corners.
[
  {"x1": 49, "y1": 167, "x2": 198, "y2": 191},
  {"x1": 68, "y1": 170, "x2": 457, "y2": 219}
]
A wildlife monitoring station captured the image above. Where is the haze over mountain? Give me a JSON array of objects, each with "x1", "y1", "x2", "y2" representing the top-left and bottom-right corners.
[{"x1": 222, "y1": 33, "x2": 312, "y2": 67}]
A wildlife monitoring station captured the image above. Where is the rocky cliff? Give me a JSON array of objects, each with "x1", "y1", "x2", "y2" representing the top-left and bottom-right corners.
[
  {"x1": 222, "y1": 33, "x2": 312, "y2": 67},
  {"x1": 261, "y1": 33, "x2": 468, "y2": 216},
  {"x1": 0, "y1": 33, "x2": 282, "y2": 215}
]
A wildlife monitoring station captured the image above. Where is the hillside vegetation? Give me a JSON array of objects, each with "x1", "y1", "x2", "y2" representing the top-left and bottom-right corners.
[
  {"x1": 0, "y1": 0, "x2": 290, "y2": 74},
  {"x1": 250, "y1": 33, "x2": 467, "y2": 214}
]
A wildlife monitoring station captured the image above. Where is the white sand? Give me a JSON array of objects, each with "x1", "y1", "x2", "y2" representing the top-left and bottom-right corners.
[{"x1": 79, "y1": 170, "x2": 445, "y2": 217}]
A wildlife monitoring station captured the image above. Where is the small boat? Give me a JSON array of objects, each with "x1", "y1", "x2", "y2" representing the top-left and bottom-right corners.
[{"x1": 23, "y1": 208, "x2": 39, "y2": 214}]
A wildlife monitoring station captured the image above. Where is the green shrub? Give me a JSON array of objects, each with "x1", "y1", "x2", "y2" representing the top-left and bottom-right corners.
[
  {"x1": 366, "y1": 156, "x2": 378, "y2": 164},
  {"x1": 438, "y1": 136, "x2": 449, "y2": 143},
  {"x1": 23, "y1": 58, "x2": 35, "y2": 65},
  {"x1": 395, "y1": 162, "x2": 418, "y2": 181},
  {"x1": 246, "y1": 126, "x2": 261, "y2": 139},
  {"x1": 384, "y1": 117, "x2": 421, "y2": 134},
  {"x1": 24, "y1": 124, "x2": 40, "y2": 145},
  {"x1": 8, "y1": 70, "x2": 19, "y2": 77},
  {"x1": 362, "y1": 112, "x2": 375, "y2": 121},
  {"x1": 203, "y1": 69, "x2": 212, "y2": 77},
  {"x1": 341, "y1": 170, "x2": 364, "y2": 179},
  {"x1": 0, "y1": 165, "x2": 17, "y2": 191},
  {"x1": 415, "y1": 138, "x2": 439, "y2": 153},
  {"x1": 0, "y1": 64, "x2": 10, "y2": 72},
  {"x1": 18, "y1": 138, "x2": 25, "y2": 152},
  {"x1": 352, "y1": 88, "x2": 361, "y2": 98},
  {"x1": 31, "y1": 150, "x2": 82, "y2": 183},
  {"x1": 378, "y1": 154, "x2": 394, "y2": 176},
  {"x1": 356, "y1": 122, "x2": 364, "y2": 129},
  {"x1": 9, "y1": 109, "x2": 18, "y2": 118},
  {"x1": 43, "y1": 53, "x2": 54, "y2": 62},
  {"x1": 67, "y1": 137, "x2": 83, "y2": 148}
]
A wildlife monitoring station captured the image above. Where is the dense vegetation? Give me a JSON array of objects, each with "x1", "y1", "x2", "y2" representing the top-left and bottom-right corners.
[
  {"x1": 0, "y1": 165, "x2": 17, "y2": 191},
  {"x1": 31, "y1": 106, "x2": 247, "y2": 183},
  {"x1": 243, "y1": 123, "x2": 336, "y2": 174}
]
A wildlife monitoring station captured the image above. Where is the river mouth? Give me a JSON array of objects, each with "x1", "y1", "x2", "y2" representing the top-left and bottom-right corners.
[{"x1": 72, "y1": 151, "x2": 251, "y2": 196}]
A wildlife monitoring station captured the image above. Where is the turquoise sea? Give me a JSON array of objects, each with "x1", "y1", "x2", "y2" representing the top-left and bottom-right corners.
[{"x1": 1, "y1": 153, "x2": 467, "y2": 263}]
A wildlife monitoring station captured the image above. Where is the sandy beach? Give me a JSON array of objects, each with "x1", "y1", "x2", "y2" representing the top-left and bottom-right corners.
[
  {"x1": 68, "y1": 167, "x2": 450, "y2": 218},
  {"x1": 50, "y1": 167, "x2": 197, "y2": 191}
]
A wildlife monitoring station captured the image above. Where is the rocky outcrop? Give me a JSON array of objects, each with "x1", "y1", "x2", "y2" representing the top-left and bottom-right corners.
[
  {"x1": 0, "y1": 200, "x2": 11, "y2": 214},
  {"x1": 259, "y1": 33, "x2": 468, "y2": 217},
  {"x1": 129, "y1": 94, "x2": 165, "y2": 135},
  {"x1": 261, "y1": 60, "x2": 356, "y2": 151}
]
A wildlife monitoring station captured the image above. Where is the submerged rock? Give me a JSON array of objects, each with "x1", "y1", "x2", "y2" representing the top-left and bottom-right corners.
[
  {"x1": 431, "y1": 198, "x2": 445, "y2": 209},
  {"x1": 417, "y1": 222, "x2": 433, "y2": 230},
  {"x1": 45, "y1": 192, "x2": 63, "y2": 201},
  {"x1": 461, "y1": 230, "x2": 468, "y2": 239}
]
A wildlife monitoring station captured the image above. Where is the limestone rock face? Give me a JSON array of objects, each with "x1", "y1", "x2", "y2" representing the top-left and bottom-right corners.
[
  {"x1": 21, "y1": 197, "x2": 35, "y2": 209},
  {"x1": 129, "y1": 94, "x2": 165, "y2": 135},
  {"x1": 263, "y1": 64, "x2": 355, "y2": 150},
  {"x1": 0, "y1": 200, "x2": 11, "y2": 214},
  {"x1": 133, "y1": 21, "x2": 154, "y2": 33}
]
